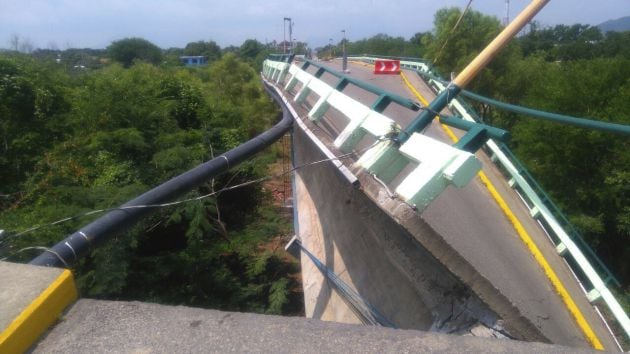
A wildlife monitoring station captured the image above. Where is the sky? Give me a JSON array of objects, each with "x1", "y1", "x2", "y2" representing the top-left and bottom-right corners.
[{"x1": 0, "y1": 0, "x2": 628, "y2": 50}]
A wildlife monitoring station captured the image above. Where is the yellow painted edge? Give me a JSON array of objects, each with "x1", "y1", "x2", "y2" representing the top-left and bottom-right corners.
[
  {"x1": 349, "y1": 60, "x2": 371, "y2": 68},
  {"x1": 400, "y1": 71, "x2": 430, "y2": 107},
  {"x1": 399, "y1": 70, "x2": 605, "y2": 350},
  {"x1": 0, "y1": 269, "x2": 78, "y2": 354}
]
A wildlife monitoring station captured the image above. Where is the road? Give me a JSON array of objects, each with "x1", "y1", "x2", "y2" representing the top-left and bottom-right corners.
[{"x1": 288, "y1": 58, "x2": 618, "y2": 349}]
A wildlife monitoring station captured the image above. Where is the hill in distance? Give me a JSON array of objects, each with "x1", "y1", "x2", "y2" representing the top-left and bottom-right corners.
[{"x1": 597, "y1": 16, "x2": 630, "y2": 32}]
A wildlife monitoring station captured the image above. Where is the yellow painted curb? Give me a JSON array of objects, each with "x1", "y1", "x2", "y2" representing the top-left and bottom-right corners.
[
  {"x1": 0, "y1": 269, "x2": 78, "y2": 354},
  {"x1": 349, "y1": 60, "x2": 371, "y2": 68},
  {"x1": 399, "y1": 70, "x2": 604, "y2": 350}
]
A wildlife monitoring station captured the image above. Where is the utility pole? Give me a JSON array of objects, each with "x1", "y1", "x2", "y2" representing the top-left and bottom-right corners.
[
  {"x1": 283, "y1": 17, "x2": 292, "y2": 53},
  {"x1": 341, "y1": 30, "x2": 348, "y2": 72},
  {"x1": 504, "y1": 0, "x2": 510, "y2": 26}
]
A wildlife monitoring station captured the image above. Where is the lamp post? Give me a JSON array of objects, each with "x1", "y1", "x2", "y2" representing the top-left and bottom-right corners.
[
  {"x1": 283, "y1": 17, "x2": 292, "y2": 53},
  {"x1": 341, "y1": 29, "x2": 348, "y2": 72}
]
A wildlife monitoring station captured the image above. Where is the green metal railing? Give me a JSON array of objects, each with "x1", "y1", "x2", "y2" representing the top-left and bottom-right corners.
[
  {"x1": 415, "y1": 70, "x2": 630, "y2": 136},
  {"x1": 299, "y1": 59, "x2": 421, "y2": 113},
  {"x1": 267, "y1": 54, "x2": 295, "y2": 63},
  {"x1": 263, "y1": 55, "x2": 487, "y2": 212}
]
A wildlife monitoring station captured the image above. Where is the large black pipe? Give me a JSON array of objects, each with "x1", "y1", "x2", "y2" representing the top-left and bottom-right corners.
[{"x1": 30, "y1": 79, "x2": 294, "y2": 267}]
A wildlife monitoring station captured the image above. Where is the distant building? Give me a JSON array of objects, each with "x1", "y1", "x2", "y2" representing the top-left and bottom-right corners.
[{"x1": 179, "y1": 56, "x2": 208, "y2": 66}]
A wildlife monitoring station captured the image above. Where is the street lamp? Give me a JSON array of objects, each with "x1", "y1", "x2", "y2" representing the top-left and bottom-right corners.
[{"x1": 283, "y1": 17, "x2": 292, "y2": 54}]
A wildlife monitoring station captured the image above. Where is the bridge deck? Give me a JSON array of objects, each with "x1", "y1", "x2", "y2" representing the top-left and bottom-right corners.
[{"x1": 284, "y1": 59, "x2": 617, "y2": 349}]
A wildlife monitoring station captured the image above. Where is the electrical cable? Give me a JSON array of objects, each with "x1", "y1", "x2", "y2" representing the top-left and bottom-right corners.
[
  {"x1": 295, "y1": 238, "x2": 396, "y2": 328},
  {"x1": 433, "y1": 0, "x2": 475, "y2": 65},
  {"x1": 2, "y1": 137, "x2": 389, "y2": 243},
  {"x1": 0, "y1": 246, "x2": 69, "y2": 268}
]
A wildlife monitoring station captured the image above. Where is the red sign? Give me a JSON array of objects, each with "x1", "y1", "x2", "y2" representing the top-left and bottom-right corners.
[{"x1": 374, "y1": 59, "x2": 400, "y2": 74}]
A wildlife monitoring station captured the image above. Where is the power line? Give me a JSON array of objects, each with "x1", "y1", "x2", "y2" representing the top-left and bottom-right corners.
[
  {"x1": 1, "y1": 138, "x2": 390, "y2": 242},
  {"x1": 291, "y1": 238, "x2": 396, "y2": 327},
  {"x1": 433, "y1": 0, "x2": 475, "y2": 65}
]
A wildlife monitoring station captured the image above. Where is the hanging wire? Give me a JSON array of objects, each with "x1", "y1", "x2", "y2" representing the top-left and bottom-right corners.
[
  {"x1": 433, "y1": 0, "x2": 475, "y2": 65},
  {"x1": 1, "y1": 137, "x2": 391, "y2": 242},
  {"x1": 295, "y1": 239, "x2": 396, "y2": 327}
]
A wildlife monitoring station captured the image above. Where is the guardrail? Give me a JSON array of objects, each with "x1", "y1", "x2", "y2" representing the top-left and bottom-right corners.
[
  {"x1": 262, "y1": 57, "x2": 483, "y2": 212},
  {"x1": 347, "y1": 55, "x2": 629, "y2": 344}
]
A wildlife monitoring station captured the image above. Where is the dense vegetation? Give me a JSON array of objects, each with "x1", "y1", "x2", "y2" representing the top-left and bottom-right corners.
[{"x1": 0, "y1": 39, "x2": 302, "y2": 315}]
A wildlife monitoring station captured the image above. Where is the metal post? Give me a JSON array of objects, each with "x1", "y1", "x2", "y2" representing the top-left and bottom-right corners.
[
  {"x1": 283, "y1": 17, "x2": 292, "y2": 54},
  {"x1": 289, "y1": 19, "x2": 294, "y2": 54},
  {"x1": 342, "y1": 30, "x2": 348, "y2": 72}
]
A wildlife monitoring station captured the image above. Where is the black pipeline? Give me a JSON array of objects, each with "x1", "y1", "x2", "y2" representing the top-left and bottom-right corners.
[{"x1": 30, "y1": 79, "x2": 294, "y2": 267}]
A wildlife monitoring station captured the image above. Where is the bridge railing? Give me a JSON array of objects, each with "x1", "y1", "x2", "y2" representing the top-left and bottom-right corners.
[
  {"x1": 347, "y1": 55, "x2": 629, "y2": 343},
  {"x1": 262, "y1": 56, "x2": 484, "y2": 212}
]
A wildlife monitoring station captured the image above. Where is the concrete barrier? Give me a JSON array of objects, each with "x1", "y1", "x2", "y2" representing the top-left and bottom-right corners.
[{"x1": 0, "y1": 262, "x2": 78, "y2": 353}]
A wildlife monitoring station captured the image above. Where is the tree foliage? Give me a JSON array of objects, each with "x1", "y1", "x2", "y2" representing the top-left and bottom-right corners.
[
  {"x1": 107, "y1": 37, "x2": 163, "y2": 67},
  {"x1": 346, "y1": 34, "x2": 406, "y2": 56},
  {"x1": 184, "y1": 40, "x2": 222, "y2": 62},
  {"x1": 0, "y1": 49, "x2": 301, "y2": 315}
]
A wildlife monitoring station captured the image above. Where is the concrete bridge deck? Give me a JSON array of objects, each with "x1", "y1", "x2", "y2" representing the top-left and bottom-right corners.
[
  {"x1": 281, "y1": 59, "x2": 618, "y2": 349},
  {"x1": 33, "y1": 298, "x2": 596, "y2": 353},
  {"x1": 1, "y1": 261, "x2": 597, "y2": 353}
]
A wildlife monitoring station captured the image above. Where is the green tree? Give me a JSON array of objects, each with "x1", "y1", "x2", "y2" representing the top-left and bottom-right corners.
[
  {"x1": 239, "y1": 39, "x2": 263, "y2": 60},
  {"x1": 518, "y1": 24, "x2": 605, "y2": 61},
  {"x1": 346, "y1": 33, "x2": 408, "y2": 57},
  {"x1": 423, "y1": 7, "x2": 520, "y2": 116},
  {"x1": 107, "y1": 37, "x2": 163, "y2": 67},
  {"x1": 423, "y1": 7, "x2": 503, "y2": 74},
  {"x1": 0, "y1": 51, "x2": 301, "y2": 315},
  {"x1": 0, "y1": 55, "x2": 70, "y2": 190},
  {"x1": 599, "y1": 31, "x2": 630, "y2": 58},
  {"x1": 184, "y1": 40, "x2": 222, "y2": 62}
]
